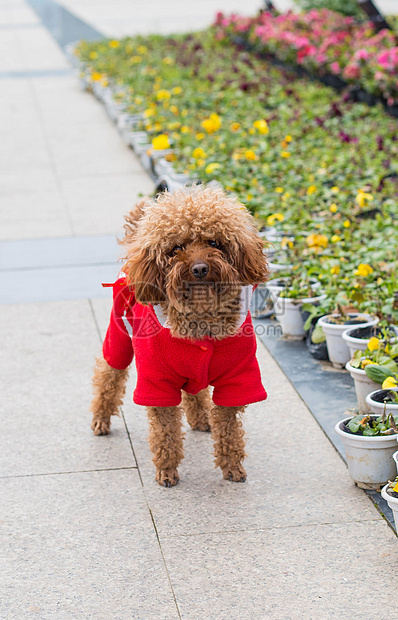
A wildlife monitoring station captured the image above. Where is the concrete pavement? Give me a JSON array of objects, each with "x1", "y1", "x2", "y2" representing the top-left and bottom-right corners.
[{"x1": 1, "y1": 0, "x2": 397, "y2": 618}]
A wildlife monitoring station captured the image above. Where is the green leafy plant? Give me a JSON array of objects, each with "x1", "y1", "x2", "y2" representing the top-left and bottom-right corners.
[
  {"x1": 346, "y1": 411, "x2": 398, "y2": 436},
  {"x1": 386, "y1": 476, "x2": 398, "y2": 497},
  {"x1": 293, "y1": 0, "x2": 362, "y2": 18}
]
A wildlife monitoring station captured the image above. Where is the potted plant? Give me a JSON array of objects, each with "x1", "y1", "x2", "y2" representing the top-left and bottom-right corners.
[
  {"x1": 271, "y1": 274, "x2": 325, "y2": 339},
  {"x1": 317, "y1": 305, "x2": 378, "y2": 368},
  {"x1": 366, "y1": 387, "x2": 398, "y2": 416},
  {"x1": 335, "y1": 410, "x2": 398, "y2": 489},
  {"x1": 346, "y1": 340, "x2": 398, "y2": 412},
  {"x1": 381, "y1": 478, "x2": 398, "y2": 532},
  {"x1": 342, "y1": 324, "x2": 397, "y2": 358}
]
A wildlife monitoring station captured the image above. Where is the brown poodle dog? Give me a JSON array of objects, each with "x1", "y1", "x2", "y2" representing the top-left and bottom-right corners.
[{"x1": 91, "y1": 185, "x2": 268, "y2": 487}]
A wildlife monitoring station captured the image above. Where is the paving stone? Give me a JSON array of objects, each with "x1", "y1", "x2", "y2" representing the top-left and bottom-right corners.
[
  {"x1": 161, "y1": 522, "x2": 397, "y2": 620},
  {"x1": 0, "y1": 300, "x2": 135, "y2": 476},
  {"x1": 0, "y1": 469, "x2": 179, "y2": 620}
]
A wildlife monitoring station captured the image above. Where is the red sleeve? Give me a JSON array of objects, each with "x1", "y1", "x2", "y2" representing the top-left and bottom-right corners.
[{"x1": 102, "y1": 277, "x2": 135, "y2": 370}]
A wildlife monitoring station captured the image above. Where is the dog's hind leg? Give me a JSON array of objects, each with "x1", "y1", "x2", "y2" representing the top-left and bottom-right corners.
[
  {"x1": 91, "y1": 357, "x2": 129, "y2": 435},
  {"x1": 147, "y1": 405, "x2": 185, "y2": 487},
  {"x1": 209, "y1": 405, "x2": 247, "y2": 482},
  {"x1": 181, "y1": 389, "x2": 211, "y2": 432}
]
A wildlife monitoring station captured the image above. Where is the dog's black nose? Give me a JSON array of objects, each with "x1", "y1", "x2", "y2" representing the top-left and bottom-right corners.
[{"x1": 191, "y1": 261, "x2": 209, "y2": 279}]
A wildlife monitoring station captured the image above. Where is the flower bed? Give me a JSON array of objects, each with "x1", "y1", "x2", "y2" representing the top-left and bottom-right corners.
[
  {"x1": 73, "y1": 26, "x2": 398, "y2": 324},
  {"x1": 214, "y1": 10, "x2": 398, "y2": 105}
]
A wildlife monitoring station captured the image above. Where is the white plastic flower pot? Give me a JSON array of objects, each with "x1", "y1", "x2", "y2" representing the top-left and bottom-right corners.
[
  {"x1": 268, "y1": 262, "x2": 293, "y2": 274},
  {"x1": 265, "y1": 277, "x2": 320, "y2": 303},
  {"x1": 365, "y1": 388, "x2": 398, "y2": 416},
  {"x1": 335, "y1": 417, "x2": 398, "y2": 490},
  {"x1": 342, "y1": 325, "x2": 397, "y2": 358},
  {"x1": 345, "y1": 362, "x2": 380, "y2": 413},
  {"x1": 274, "y1": 293, "x2": 326, "y2": 340},
  {"x1": 394, "y1": 450, "x2": 398, "y2": 475},
  {"x1": 318, "y1": 314, "x2": 378, "y2": 369},
  {"x1": 381, "y1": 484, "x2": 398, "y2": 531}
]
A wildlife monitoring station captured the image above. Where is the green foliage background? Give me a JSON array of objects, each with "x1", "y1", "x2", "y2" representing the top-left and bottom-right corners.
[{"x1": 293, "y1": 0, "x2": 363, "y2": 18}]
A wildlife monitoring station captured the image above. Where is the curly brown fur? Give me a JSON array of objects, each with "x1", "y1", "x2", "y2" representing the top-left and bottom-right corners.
[
  {"x1": 209, "y1": 405, "x2": 247, "y2": 482},
  {"x1": 147, "y1": 405, "x2": 185, "y2": 487},
  {"x1": 181, "y1": 389, "x2": 212, "y2": 431},
  {"x1": 91, "y1": 357, "x2": 129, "y2": 435},
  {"x1": 92, "y1": 185, "x2": 268, "y2": 484},
  {"x1": 122, "y1": 186, "x2": 269, "y2": 335}
]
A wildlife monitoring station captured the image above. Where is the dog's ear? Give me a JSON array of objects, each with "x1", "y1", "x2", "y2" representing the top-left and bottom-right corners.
[
  {"x1": 124, "y1": 243, "x2": 165, "y2": 305},
  {"x1": 232, "y1": 228, "x2": 269, "y2": 285}
]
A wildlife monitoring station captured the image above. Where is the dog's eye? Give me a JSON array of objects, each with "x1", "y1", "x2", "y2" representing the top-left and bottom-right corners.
[
  {"x1": 171, "y1": 245, "x2": 184, "y2": 255},
  {"x1": 208, "y1": 240, "x2": 223, "y2": 251}
]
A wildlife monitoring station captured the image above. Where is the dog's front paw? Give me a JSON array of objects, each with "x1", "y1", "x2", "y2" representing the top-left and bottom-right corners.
[
  {"x1": 156, "y1": 468, "x2": 179, "y2": 488},
  {"x1": 91, "y1": 418, "x2": 111, "y2": 436},
  {"x1": 222, "y1": 464, "x2": 246, "y2": 483}
]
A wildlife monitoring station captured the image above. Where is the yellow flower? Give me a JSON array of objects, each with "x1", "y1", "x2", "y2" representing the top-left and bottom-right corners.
[
  {"x1": 109, "y1": 40, "x2": 120, "y2": 48},
  {"x1": 134, "y1": 96, "x2": 143, "y2": 104},
  {"x1": 329, "y1": 204, "x2": 338, "y2": 213},
  {"x1": 306, "y1": 233, "x2": 328, "y2": 251},
  {"x1": 232, "y1": 152, "x2": 242, "y2": 161},
  {"x1": 162, "y1": 56, "x2": 174, "y2": 65},
  {"x1": 201, "y1": 113, "x2": 221, "y2": 134},
  {"x1": 152, "y1": 134, "x2": 170, "y2": 150},
  {"x1": 331, "y1": 186, "x2": 340, "y2": 194},
  {"x1": 307, "y1": 185, "x2": 317, "y2": 196},
  {"x1": 181, "y1": 109, "x2": 188, "y2": 117},
  {"x1": 361, "y1": 359, "x2": 373, "y2": 369},
  {"x1": 196, "y1": 158, "x2": 206, "y2": 167},
  {"x1": 156, "y1": 89, "x2": 171, "y2": 100},
  {"x1": 205, "y1": 162, "x2": 221, "y2": 174},
  {"x1": 382, "y1": 377, "x2": 398, "y2": 389},
  {"x1": 282, "y1": 192, "x2": 290, "y2": 201},
  {"x1": 356, "y1": 189, "x2": 374, "y2": 207},
  {"x1": 137, "y1": 45, "x2": 147, "y2": 54},
  {"x1": 253, "y1": 119, "x2": 269, "y2": 135},
  {"x1": 143, "y1": 108, "x2": 155, "y2": 118},
  {"x1": 230, "y1": 122, "x2": 241, "y2": 132},
  {"x1": 192, "y1": 147, "x2": 206, "y2": 159},
  {"x1": 355, "y1": 263, "x2": 373, "y2": 277},
  {"x1": 343, "y1": 220, "x2": 351, "y2": 228},
  {"x1": 285, "y1": 135, "x2": 292, "y2": 142},
  {"x1": 251, "y1": 178, "x2": 258, "y2": 187},
  {"x1": 90, "y1": 72, "x2": 103, "y2": 82},
  {"x1": 244, "y1": 150, "x2": 257, "y2": 161},
  {"x1": 195, "y1": 133, "x2": 205, "y2": 140},
  {"x1": 267, "y1": 213, "x2": 284, "y2": 226},
  {"x1": 246, "y1": 193, "x2": 253, "y2": 201},
  {"x1": 172, "y1": 86, "x2": 183, "y2": 95},
  {"x1": 181, "y1": 125, "x2": 191, "y2": 134},
  {"x1": 169, "y1": 105, "x2": 179, "y2": 115},
  {"x1": 89, "y1": 51, "x2": 98, "y2": 59},
  {"x1": 331, "y1": 265, "x2": 340, "y2": 275},
  {"x1": 130, "y1": 55, "x2": 142, "y2": 64},
  {"x1": 393, "y1": 480, "x2": 398, "y2": 493},
  {"x1": 281, "y1": 151, "x2": 291, "y2": 158},
  {"x1": 377, "y1": 277, "x2": 383, "y2": 285},
  {"x1": 281, "y1": 236, "x2": 294, "y2": 249},
  {"x1": 367, "y1": 337, "x2": 380, "y2": 351},
  {"x1": 275, "y1": 187, "x2": 284, "y2": 194}
]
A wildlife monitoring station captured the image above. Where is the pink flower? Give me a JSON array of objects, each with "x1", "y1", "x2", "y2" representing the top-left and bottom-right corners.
[
  {"x1": 355, "y1": 49, "x2": 370, "y2": 61},
  {"x1": 343, "y1": 64, "x2": 361, "y2": 80},
  {"x1": 331, "y1": 62, "x2": 340, "y2": 74}
]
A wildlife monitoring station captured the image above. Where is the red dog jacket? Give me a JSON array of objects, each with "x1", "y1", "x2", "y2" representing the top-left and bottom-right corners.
[{"x1": 102, "y1": 277, "x2": 267, "y2": 407}]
